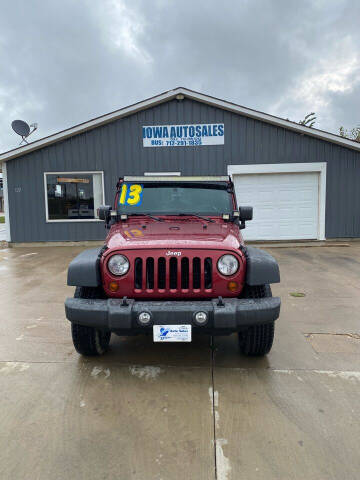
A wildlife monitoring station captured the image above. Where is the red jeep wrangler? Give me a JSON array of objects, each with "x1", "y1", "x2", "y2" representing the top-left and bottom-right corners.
[{"x1": 65, "y1": 176, "x2": 280, "y2": 356}]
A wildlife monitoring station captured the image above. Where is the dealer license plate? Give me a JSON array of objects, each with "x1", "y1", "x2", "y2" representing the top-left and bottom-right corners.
[{"x1": 153, "y1": 325, "x2": 192, "y2": 342}]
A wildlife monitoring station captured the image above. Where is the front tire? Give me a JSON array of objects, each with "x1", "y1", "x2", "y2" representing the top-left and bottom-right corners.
[
  {"x1": 71, "y1": 287, "x2": 111, "y2": 356},
  {"x1": 239, "y1": 284, "x2": 275, "y2": 356}
]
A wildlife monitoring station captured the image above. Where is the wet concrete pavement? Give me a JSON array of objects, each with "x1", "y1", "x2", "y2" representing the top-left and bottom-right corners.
[{"x1": 0, "y1": 245, "x2": 359, "y2": 479}]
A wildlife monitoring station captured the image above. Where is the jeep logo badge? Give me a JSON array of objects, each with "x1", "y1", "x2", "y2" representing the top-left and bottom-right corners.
[{"x1": 165, "y1": 250, "x2": 182, "y2": 256}]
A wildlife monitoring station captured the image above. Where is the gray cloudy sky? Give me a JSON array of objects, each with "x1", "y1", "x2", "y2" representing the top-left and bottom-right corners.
[{"x1": 1, "y1": 0, "x2": 359, "y2": 152}]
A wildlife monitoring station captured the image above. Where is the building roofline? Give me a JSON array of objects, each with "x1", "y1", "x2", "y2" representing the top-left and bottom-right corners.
[{"x1": 1, "y1": 86, "x2": 360, "y2": 162}]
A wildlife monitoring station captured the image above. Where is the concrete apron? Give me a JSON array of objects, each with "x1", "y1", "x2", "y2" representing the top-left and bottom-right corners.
[{"x1": 0, "y1": 245, "x2": 359, "y2": 479}]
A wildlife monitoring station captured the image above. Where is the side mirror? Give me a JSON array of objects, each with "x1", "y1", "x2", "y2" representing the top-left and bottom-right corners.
[
  {"x1": 98, "y1": 205, "x2": 111, "y2": 221},
  {"x1": 238, "y1": 206, "x2": 253, "y2": 229},
  {"x1": 239, "y1": 206, "x2": 253, "y2": 221}
]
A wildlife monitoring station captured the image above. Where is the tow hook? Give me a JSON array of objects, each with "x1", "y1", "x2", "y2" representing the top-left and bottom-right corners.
[
  {"x1": 121, "y1": 296, "x2": 129, "y2": 307},
  {"x1": 217, "y1": 296, "x2": 225, "y2": 307}
]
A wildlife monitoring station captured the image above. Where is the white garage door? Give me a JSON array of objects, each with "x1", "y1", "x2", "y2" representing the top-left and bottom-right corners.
[{"x1": 233, "y1": 172, "x2": 319, "y2": 240}]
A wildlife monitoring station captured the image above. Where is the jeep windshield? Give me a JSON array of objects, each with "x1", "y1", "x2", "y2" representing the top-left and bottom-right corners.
[{"x1": 117, "y1": 182, "x2": 233, "y2": 216}]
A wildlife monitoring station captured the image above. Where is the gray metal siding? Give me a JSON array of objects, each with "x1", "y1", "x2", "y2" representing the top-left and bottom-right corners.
[{"x1": 6, "y1": 98, "x2": 360, "y2": 241}]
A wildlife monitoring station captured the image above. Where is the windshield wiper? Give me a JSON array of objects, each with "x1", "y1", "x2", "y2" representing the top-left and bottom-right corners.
[
  {"x1": 176, "y1": 213, "x2": 214, "y2": 223},
  {"x1": 126, "y1": 213, "x2": 164, "y2": 222}
]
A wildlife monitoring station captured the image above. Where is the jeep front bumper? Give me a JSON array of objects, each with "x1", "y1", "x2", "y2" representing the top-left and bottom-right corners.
[{"x1": 65, "y1": 297, "x2": 281, "y2": 334}]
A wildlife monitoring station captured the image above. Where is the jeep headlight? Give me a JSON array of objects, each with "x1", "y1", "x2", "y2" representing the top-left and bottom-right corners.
[
  {"x1": 108, "y1": 254, "x2": 130, "y2": 276},
  {"x1": 217, "y1": 254, "x2": 239, "y2": 276}
]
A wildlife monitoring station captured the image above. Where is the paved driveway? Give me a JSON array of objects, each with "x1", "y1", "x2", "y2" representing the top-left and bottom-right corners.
[{"x1": 0, "y1": 245, "x2": 359, "y2": 479}]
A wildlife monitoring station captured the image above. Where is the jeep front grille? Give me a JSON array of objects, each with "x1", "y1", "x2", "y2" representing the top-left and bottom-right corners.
[{"x1": 134, "y1": 256, "x2": 213, "y2": 292}]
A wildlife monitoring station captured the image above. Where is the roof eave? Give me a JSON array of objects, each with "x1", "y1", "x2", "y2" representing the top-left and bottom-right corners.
[
  {"x1": 0, "y1": 88, "x2": 182, "y2": 163},
  {"x1": 180, "y1": 88, "x2": 360, "y2": 152},
  {"x1": 1, "y1": 86, "x2": 360, "y2": 162}
]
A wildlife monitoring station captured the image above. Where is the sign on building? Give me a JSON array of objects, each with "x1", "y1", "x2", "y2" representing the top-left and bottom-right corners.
[{"x1": 142, "y1": 123, "x2": 224, "y2": 147}]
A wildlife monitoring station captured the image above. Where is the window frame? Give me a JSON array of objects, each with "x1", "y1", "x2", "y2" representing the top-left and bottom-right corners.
[{"x1": 43, "y1": 171, "x2": 105, "y2": 223}]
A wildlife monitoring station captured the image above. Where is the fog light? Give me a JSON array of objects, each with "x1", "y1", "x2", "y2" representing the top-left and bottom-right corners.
[
  {"x1": 138, "y1": 312, "x2": 151, "y2": 325},
  {"x1": 194, "y1": 311, "x2": 208, "y2": 325},
  {"x1": 109, "y1": 282, "x2": 119, "y2": 292},
  {"x1": 227, "y1": 281, "x2": 238, "y2": 292}
]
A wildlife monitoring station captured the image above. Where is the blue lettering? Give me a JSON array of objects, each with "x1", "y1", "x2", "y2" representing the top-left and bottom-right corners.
[
  {"x1": 153, "y1": 126, "x2": 163, "y2": 138},
  {"x1": 144, "y1": 124, "x2": 224, "y2": 141}
]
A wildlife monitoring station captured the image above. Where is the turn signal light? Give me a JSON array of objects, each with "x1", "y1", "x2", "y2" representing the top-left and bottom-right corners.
[
  {"x1": 109, "y1": 281, "x2": 119, "y2": 292},
  {"x1": 227, "y1": 281, "x2": 238, "y2": 292}
]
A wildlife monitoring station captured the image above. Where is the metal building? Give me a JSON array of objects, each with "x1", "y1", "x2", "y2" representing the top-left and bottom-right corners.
[{"x1": 0, "y1": 87, "x2": 359, "y2": 243}]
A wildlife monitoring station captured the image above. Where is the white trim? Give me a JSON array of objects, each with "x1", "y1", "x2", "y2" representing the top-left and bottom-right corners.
[
  {"x1": 228, "y1": 162, "x2": 327, "y2": 240},
  {"x1": 2, "y1": 162, "x2": 11, "y2": 241},
  {"x1": 178, "y1": 89, "x2": 360, "y2": 151},
  {"x1": 43, "y1": 171, "x2": 105, "y2": 223},
  {"x1": 228, "y1": 162, "x2": 326, "y2": 175},
  {"x1": 44, "y1": 219, "x2": 104, "y2": 223},
  {"x1": 0, "y1": 89, "x2": 184, "y2": 162},
  {"x1": 1, "y1": 87, "x2": 360, "y2": 163},
  {"x1": 144, "y1": 172, "x2": 181, "y2": 176}
]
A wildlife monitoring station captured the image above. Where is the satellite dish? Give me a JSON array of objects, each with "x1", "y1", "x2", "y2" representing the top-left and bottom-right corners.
[
  {"x1": 12, "y1": 120, "x2": 30, "y2": 137},
  {"x1": 11, "y1": 119, "x2": 38, "y2": 145}
]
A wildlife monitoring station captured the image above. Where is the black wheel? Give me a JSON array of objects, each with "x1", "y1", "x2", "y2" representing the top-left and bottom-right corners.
[
  {"x1": 71, "y1": 287, "x2": 111, "y2": 356},
  {"x1": 239, "y1": 284, "x2": 275, "y2": 356}
]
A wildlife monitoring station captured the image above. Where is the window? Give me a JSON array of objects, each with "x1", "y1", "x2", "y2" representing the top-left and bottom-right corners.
[
  {"x1": 117, "y1": 183, "x2": 233, "y2": 216},
  {"x1": 45, "y1": 172, "x2": 104, "y2": 221}
]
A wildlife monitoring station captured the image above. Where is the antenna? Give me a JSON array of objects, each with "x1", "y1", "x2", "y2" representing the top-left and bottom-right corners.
[{"x1": 11, "y1": 120, "x2": 38, "y2": 145}]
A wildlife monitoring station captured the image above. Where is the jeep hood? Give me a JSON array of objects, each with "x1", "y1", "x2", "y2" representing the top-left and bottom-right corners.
[{"x1": 106, "y1": 219, "x2": 242, "y2": 251}]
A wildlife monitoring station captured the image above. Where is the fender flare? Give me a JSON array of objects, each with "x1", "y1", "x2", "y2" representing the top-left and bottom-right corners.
[
  {"x1": 67, "y1": 247, "x2": 105, "y2": 287},
  {"x1": 242, "y1": 246, "x2": 280, "y2": 286}
]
